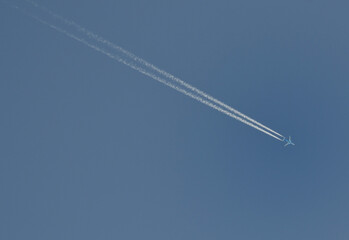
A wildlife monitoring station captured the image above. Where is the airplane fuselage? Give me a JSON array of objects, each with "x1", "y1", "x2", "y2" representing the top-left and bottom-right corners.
[{"x1": 283, "y1": 136, "x2": 295, "y2": 146}]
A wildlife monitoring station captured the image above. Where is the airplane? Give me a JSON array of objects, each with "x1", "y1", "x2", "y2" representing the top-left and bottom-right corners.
[{"x1": 283, "y1": 136, "x2": 295, "y2": 147}]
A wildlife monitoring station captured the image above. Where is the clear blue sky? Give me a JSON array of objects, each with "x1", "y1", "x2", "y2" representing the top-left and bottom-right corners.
[{"x1": 1, "y1": 0, "x2": 349, "y2": 239}]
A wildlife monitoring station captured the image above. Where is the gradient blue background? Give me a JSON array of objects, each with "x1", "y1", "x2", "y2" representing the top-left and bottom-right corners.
[{"x1": 1, "y1": 0, "x2": 349, "y2": 239}]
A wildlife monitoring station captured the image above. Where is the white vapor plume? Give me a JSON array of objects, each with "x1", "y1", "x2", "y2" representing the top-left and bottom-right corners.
[
  {"x1": 24, "y1": 0, "x2": 284, "y2": 139},
  {"x1": 11, "y1": 1, "x2": 284, "y2": 141}
]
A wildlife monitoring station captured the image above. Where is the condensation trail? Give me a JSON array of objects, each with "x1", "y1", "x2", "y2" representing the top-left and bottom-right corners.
[
  {"x1": 71, "y1": 24, "x2": 285, "y2": 139},
  {"x1": 23, "y1": 0, "x2": 284, "y2": 139},
  {"x1": 10, "y1": 2, "x2": 284, "y2": 141}
]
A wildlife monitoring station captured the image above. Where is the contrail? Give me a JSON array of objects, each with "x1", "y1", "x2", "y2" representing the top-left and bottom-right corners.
[
  {"x1": 10, "y1": 2, "x2": 284, "y2": 141},
  {"x1": 70, "y1": 24, "x2": 284, "y2": 139},
  {"x1": 23, "y1": 0, "x2": 284, "y2": 139}
]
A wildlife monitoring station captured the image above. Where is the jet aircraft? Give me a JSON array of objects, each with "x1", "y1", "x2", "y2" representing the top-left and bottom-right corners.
[{"x1": 283, "y1": 136, "x2": 295, "y2": 147}]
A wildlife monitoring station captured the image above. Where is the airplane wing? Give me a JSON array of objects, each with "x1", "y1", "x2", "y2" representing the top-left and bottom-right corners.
[{"x1": 284, "y1": 142, "x2": 290, "y2": 147}]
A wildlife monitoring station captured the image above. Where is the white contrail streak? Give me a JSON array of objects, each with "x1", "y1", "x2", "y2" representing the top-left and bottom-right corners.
[
  {"x1": 23, "y1": 0, "x2": 284, "y2": 139},
  {"x1": 74, "y1": 26, "x2": 285, "y2": 139},
  {"x1": 11, "y1": 2, "x2": 284, "y2": 141}
]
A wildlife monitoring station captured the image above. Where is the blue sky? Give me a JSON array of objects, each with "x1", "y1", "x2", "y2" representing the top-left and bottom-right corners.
[{"x1": 1, "y1": 0, "x2": 349, "y2": 239}]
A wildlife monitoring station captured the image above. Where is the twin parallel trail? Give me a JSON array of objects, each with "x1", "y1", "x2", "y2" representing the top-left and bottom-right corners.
[{"x1": 7, "y1": 0, "x2": 286, "y2": 142}]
